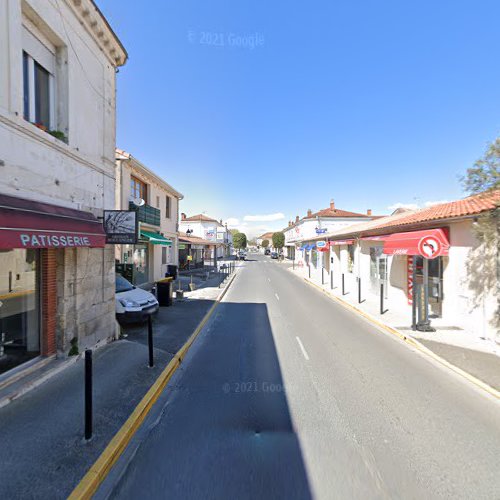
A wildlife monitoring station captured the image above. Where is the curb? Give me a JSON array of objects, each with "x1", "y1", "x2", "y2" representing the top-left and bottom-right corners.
[
  {"x1": 68, "y1": 270, "x2": 238, "y2": 500},
  {"x1": 299, "y1": 273, "x2": 500, "y2": 401}
]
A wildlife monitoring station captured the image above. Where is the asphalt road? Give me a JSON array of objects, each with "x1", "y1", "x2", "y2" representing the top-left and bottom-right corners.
[{"x1": 100, "y1": 253, "x2": 500, "y2": 500}]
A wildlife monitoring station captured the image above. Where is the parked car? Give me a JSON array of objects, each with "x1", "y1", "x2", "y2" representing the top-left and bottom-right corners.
[
  {"x1": 115, "y1": 274, "x2": 159, "y2": 324},
  {"x1": 237, "y1": 250, "x2": 246, "y2": 260},
  {"x1": 271, "y1": 252, "x2": 279, "y2": 259},
  {"x1": 264, "y1": 249, "x2": 271, "y2": 255}
]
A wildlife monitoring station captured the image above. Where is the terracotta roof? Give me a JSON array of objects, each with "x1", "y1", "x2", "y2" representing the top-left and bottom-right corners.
[
  {"x1": 304, "y1": 207, "x2": 368, "y2": 219},
  {"x1": 182, "y1": 214, "x2": 219, "y2": 223},
  {"x1": 311, "y1": 190, "x2": 500, "y2": 241},
  {"x1": 258, "y1": 232, "x2": 274, "y2": 239},
  {"x1": 178, "y1": 232, "x2": 214, "y2": 245}
]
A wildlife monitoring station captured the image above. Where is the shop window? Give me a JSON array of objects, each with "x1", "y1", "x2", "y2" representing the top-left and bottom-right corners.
[
  {"x1": 132, "y1": 245, "x2": 148, "y2": 285},
  {"x1": 370, "y1": 247, "x2": 387, "y2": 281},
  {"x1": 130, "y1": 176, "x2": 147, "y2": 203},
  {"x1": 347, "y1": 245, "x2": 355, "y2": 273},
  {"x1": 0, "y1": 249, "x2": 40, "y2": 375}
]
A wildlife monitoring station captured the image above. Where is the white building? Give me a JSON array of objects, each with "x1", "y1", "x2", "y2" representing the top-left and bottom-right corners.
[
  {"x1": 305, "y1": 192, "x2": 500, "y2": 344},
  {"x1": 179, "y1": 214, "x2": 231, "y2": 261},
  {"x1": 115, "y1": 149, "x2": 183, "y2": 287},
  {"x1": 0, "y1": 0, "x2": 127, "y2": 375},
  {"x1": 284, "y1": 199, "x2": 377, "y2": 263}
]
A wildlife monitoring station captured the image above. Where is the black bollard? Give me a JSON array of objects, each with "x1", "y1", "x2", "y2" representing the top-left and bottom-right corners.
[
  {"x1": 380, "y1": 282, "x2": 386, "y2": 315},
  {"x1": 84, "y1": 349, "x2": 93, "y2": 440},
  {"x1": 148, "y1": 314, "x2": 154, "y2": 367},
  {"x1": 342, "y1": 273, "x2": 345, "y2": 295}
]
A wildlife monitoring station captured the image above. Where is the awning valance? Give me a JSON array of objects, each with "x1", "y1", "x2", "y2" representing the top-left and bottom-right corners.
[
  {"x1": 329, "y1": 239, "x2": 355, "y2": 246},
  {"x1": 140, "y1": 230, "x2": 172, "y2": 245},
  {"x1": 383, "y1": 228, "x2": 449, "y2": 258},
  {"x1": 0, "y1": 193, "x2": 105, "y2": 249}
]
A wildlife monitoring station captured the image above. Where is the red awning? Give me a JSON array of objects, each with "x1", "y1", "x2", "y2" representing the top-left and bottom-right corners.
[
  {"x1": 0, "y1": 194, "x2": 106, "y2": 249},
  {"x1": 383, "y1": 228, "x2": 449, "y2": 258},
  {"x1": 329, "y1": 239, "x2": 355, "y2": 246}
]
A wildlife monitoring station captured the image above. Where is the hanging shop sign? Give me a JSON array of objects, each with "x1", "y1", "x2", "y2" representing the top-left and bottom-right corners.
[
  {"x1": 315, "y1": 228, "x2": 327, "y2": 234},
  {"x1": 103, "y1": 210, "x2": 138, "y2": 244}
]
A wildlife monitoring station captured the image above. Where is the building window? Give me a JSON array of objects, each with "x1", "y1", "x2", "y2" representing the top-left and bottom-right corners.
[
  {"x1": 0, "y1": 249, "x2": 40, "y2": 375},
  {"x1": 130, "y1": 176, "x2": 147, "y2": 203},
  {"x1": 162, "y1": 246, "x2": 167, "y2": 265},
  {"x1": 166, "y1": 196, "x2": 171, "y2": 219},
  {"x1": 22, "y1": 51, "x2": 54, "y2": 130}
]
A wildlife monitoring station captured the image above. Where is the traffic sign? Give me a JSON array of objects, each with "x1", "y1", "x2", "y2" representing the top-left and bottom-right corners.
[{"x1": 417, "y1": 235, "x2": 442, "y2": 259}]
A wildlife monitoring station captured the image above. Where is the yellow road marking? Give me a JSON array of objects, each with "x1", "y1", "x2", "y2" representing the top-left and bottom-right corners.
[
  {"x1": 302, "y1": 276, "x2": 500, "y2": 401},
  {"x1": 69, "y1": 271, "x2": 238, "y2": 500}
]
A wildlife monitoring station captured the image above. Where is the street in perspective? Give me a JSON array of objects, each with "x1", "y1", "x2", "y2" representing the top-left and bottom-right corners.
[{"x1": 0, "y1": 1, "x2": 499, "y2": 499}]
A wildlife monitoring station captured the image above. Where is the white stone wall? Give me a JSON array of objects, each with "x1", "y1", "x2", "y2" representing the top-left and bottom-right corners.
[{"x1": 0, "y1": 0, "x2": 125, "y2": 353}]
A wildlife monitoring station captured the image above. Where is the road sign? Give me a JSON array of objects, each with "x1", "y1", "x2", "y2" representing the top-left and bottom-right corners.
[{"x1": 418, "y1": 235, "x2": 442, "y2": 259}]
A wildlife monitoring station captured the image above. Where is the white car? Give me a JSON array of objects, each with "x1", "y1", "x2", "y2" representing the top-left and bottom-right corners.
[{"x1": 115, "y1": 274, "x2": 159, "y2": 324}]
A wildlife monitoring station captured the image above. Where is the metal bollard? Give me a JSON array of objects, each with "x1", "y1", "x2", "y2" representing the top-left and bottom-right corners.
[
  {"x1": 358, "y1": 277, "x2": 362, "y2": 303},
  {"x1": 322, "y1": 267, "x2": 324, "y2": 285},
  {"x1": 342, "y1": 273, "x2": 345, "y2": 295},
  {"x1": 293, "y1": 260, "x2": 295, "y2": 270},
  {"x1": 148, "y1": 314, "x2": 154, "y2": 368},
  {"x1": 308, "y1": 265, "x2": 311, "y2": 278},
  {"x1": 84, "y1": 349, "x2": 93, "y2": 440},
  {"x1": 330, "y1": 270, "x2": 333, "y2": 289}
]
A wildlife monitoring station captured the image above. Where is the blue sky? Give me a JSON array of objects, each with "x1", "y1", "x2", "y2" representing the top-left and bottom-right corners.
[{"x1": 98, "y1": 0, "x2": 500, "y2": 237}]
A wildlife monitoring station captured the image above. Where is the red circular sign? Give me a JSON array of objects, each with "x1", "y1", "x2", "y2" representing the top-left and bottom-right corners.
[{"x1": 417, "y1": 236, "x2": 442, "y2": 259}]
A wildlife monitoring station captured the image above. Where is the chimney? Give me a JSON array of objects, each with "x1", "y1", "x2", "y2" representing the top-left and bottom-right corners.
[
  {"x1": 181, "y1": 213, "x2": 186, "y2": 221},
  {"x1": 367, "y1": 209, "x2": 372, "y2": 216},
  {"x1": 330, "y1": 199, "x2": 335, "y2": 210},
  {"x1": 295, "y1": 215, "x2": 299, "y2": 223},
  {"x1": 307, "y1": 209, "x2": 312, "y2": 217}
]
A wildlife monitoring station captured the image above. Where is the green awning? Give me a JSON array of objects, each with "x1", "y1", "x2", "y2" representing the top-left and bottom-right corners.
[{"x1": 140, "y1": 230, "x2": 172, "y2": 246}]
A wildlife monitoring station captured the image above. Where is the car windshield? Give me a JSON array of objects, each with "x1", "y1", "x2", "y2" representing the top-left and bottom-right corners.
[{"x1": 116, "y1": 274, "x2": 134, "y2": 293}]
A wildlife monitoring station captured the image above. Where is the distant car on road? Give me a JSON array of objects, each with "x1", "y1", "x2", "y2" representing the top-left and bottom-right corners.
[
  {"x1": 271, "y1": 252, "x2": 278, "y2": 259},
  {"x1": 236, "y1": 250, "x2": 246, "y2": 260},
  {"x1": 264, "y1": 249, "x2": 271, "y2": 255}
]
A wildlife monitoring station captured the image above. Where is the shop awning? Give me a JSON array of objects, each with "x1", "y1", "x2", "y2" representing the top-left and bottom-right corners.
[
  {"x1": 329, "y1": 239, "x2": 355, "y2": 246},
  {"x1": 0, "y1": 193, "x2": 105, "y2": 249},
  {"x1": 140, "y1": 230, "x2": 172, "y2": 245},
  {"x1": 383, "y1": 228, "x2": 449, "y2": 258}
]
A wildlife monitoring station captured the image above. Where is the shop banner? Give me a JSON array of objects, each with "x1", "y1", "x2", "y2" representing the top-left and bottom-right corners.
[{"x1": 0, "y1": 228, "x2": 105, "y2": 248}]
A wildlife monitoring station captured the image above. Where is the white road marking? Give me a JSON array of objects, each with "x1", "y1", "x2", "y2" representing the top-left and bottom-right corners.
[
  {"x1": 274, "y1": 293, "x2": 280, "y2": 301},
  {"x1": 268, "y1": 278, "x2": 271, "y2": 283},
  {"x1": 295, "y1": 336, "x2": 310, "y2": 361}
]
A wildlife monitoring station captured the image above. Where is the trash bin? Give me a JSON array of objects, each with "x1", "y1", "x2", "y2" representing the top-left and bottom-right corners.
[
  {"x1": 157, "y1": 277, "x2": 174, "y2": 306},
  {"x1": 166, "y1": 265, "x2": 178, "y2": 280}
]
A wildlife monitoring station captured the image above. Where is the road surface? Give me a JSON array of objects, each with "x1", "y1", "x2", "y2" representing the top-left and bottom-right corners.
[{"x1": 100, "y1": 253, "x2": 500, "y2": 499}]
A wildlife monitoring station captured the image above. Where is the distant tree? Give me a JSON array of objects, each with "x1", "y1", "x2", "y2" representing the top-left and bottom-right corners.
[
  {"x1": 262, "y1": 239, "x2": 269, "y2": 248},
  {"x1": 462, "y1": 137, "x2": 500, "y2": 337},
  {"x1": 272, "y1": 232, "x2": 285, "y2": 250},
  {"x1": 229, "y1": 229, "x2": 239, "y2": 236},
  {"x1": 233, "y1": 232, "x2": 247, "y2": 250}
]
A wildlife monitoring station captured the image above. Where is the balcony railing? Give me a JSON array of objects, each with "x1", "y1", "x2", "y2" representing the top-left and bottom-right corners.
[{"x1": 129, "y1": 201, "x2": 161, "y2": 226}]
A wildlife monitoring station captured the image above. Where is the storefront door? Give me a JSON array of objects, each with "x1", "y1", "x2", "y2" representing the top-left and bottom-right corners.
[
  {"x1": 132, "y1": 244, "x2": 149, "y2": 285},
  {"x1": 0, "y1": 249, "x2": 40, "y2": 375}
]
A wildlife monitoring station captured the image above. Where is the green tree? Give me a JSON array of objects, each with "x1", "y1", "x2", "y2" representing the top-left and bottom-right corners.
[
  {"x1": 462, "y1": 137, "x2": 500, "y2": 194},
  {"x1": 233, "y1": 232, "x2": 247, "y2": 250},
  {"x1": 262, "y1": 239, "x2": 269, "y2": 248},
  {"x1": 462, "y1": 137, "x2": 500, "y2": 336},
  {"x1": 272, "y1": 231, "x2": 285, "y2": 250}
]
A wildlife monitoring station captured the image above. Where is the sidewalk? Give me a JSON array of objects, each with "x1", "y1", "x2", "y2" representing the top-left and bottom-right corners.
[
  {"x1": 288, "y1": 264, "x2": 500, "y2": 392},
  {"x1": 0, "y1": 272, "x2": 236, "y2": 500}
]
